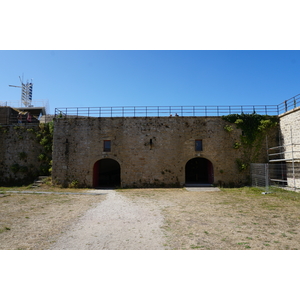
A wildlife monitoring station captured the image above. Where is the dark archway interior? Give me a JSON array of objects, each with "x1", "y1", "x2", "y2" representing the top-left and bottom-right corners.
[
  {"x1": 185, "y1": 157, "x2": 213, "y2": 185},
  {"x1": 93, "y1": 159, "x2": 120, "y2": 188}
]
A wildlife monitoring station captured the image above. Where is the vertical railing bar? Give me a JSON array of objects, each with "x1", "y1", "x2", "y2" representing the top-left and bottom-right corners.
[
  {"x1": 265, "y1": 164, "x2": 269, "y2": 193},
  {"x1": 285, "y1": 100, "x2": 287, "y2": 112}
]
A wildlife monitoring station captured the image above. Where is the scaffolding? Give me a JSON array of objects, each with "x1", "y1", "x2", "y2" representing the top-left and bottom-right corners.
[
  {"x1": 251, "y1": 128, "x2": 300, "y2": 192},
  {"x1": 268, "y1": 128, "x2": 300, "y2": 191}
]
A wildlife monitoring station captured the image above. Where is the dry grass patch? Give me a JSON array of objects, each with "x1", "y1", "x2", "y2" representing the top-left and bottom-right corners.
[
  {"x1": 2, "y1": 185, "x2": 300, "y2": 250},
  {"x1": 0, "y1": 191, "x2": 105, "y2": 250},
  {"x1": 118, "y1": 187, "x2": 300, "y2": 250}
]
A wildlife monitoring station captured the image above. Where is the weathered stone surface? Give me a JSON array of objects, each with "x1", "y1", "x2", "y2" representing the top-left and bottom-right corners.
[
  {"x1": 0, "y1": 125, "x2": 44, "y2": 184},
  {"x1": 52, "y1": 116, "x2": 276, "y2": 188},
  {"x1": 279, "y1": 108, "x2": 300, "y2": 187}
]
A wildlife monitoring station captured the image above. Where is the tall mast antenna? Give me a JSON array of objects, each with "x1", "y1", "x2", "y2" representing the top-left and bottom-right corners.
[{"x1": 9, "y1": 76, "x2": 33, "y2": 107}]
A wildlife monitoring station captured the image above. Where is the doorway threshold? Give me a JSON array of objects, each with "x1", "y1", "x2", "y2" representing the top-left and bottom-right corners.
[{"x1": 185, "y1": 183, "x2": 213, "y2": 187}]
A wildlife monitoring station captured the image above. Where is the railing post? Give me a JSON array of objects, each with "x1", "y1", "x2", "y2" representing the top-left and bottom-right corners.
[
  {"x1": 285, "y1": 100, "x2": 287, "y2": 112},
  {"x1": 265, "y1": 163, "x2": 269, "y2": 193}
]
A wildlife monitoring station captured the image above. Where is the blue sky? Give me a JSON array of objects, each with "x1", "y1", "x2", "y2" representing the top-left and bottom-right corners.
[{"x1": 0, "y1": 50, "x2": 299, "y2": 114}]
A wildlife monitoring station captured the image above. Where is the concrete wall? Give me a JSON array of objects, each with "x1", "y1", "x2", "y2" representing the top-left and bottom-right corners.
[{"x1": 52, "y1": 116, "x2": 275, "y2": 188}]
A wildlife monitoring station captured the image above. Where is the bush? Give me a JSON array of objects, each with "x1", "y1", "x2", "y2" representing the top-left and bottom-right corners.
[{"x1": 69, "y1": 180, "x2": 79, "y2": 188}]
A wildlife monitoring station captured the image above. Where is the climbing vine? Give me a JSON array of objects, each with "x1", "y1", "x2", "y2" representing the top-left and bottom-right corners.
[
  {"x1": 36, "y1": 121, "x2": 54, "y2": 175},
  {"x1": 1, "y1": 112, "x2": 55, "y2": 185},
  {"x1": 7, "y1": 121, "x2": 54, "y2": 185},
  {"x1": 222, "y1": 113, "x2": 278, "y2": 172}
]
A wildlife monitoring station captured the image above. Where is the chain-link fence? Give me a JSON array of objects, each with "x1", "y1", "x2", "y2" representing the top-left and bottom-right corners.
[
  {"x1": 251, "y1": 163, "x2": 270, "y2": 193},
  {"x1": 251, "y1": 162, "x2": 299, "y2": 192}
]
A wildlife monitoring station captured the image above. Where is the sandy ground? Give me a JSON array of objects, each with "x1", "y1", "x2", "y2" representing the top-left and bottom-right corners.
[{"x1": 50, "y1": 190, "x2": 168, "y2": 250}]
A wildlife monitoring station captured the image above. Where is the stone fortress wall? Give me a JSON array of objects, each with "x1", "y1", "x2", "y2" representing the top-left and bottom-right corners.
[
  {"x1": 0, "y1": 107, "x2": 51, "y2": 185},
  {"x1": 0, "y1": 126, "x2": 44, "y2": 184},
  {"x1": 277, "y1": 107, "x2": 300, "y2": 187},
  {"x1": 4, "y1": 104, "x2": 300, "y2": 188},
  {"x1": 51, "y1": 116, "x2": 276, "y2": 188}
]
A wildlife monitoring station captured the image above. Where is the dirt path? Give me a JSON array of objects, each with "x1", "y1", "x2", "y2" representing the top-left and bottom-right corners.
[{"x1": 50, "y1": 190, "x2": 168, "y2": 250}]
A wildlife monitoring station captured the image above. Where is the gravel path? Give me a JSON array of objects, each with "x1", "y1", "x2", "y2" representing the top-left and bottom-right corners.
[{"x1": 50, "y1": 190, "x2": 168, "y2": 250}]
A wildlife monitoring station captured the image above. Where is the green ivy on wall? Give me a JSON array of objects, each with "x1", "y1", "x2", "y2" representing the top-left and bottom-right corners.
[
  {"x1": 36, "y1": 121, "x2": 54, "y2": 175},
  {"x1": 3, "y1": 121, "x2": 54, "y2": 185},
  {"x1": 222, "y1": 113, "x2": 278, "y2": 172}
]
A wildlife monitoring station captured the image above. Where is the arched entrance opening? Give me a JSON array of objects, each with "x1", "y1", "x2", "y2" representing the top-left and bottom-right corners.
[
  {"x1": 93, "y1": 158, "x2": 121, "y2": 188},
  {"x1": 185, "y1": 157, "x2": 214, "y2": 185}
]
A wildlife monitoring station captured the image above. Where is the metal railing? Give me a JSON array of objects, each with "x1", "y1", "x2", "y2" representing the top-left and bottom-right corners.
[
  {"x1": 0, "y1": 99, "x2": 50, "y2": 115},
  {"x1": 2, "y1": 94, "x2": 300, "y2": 118},
  {"x1": 0, "y1": 114, "x2": 40, "y2": 126},
  {"x1": 54, "y1": 104, "x2": 280, "y2": 118},
  {"x1": 278, "y1": 94, "x2": 300, "y2": 115}
]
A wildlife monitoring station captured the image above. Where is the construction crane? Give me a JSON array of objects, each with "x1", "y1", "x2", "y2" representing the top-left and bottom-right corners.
[{"x1": 9, "y1": 76, "x2": 33, "y2": 107}]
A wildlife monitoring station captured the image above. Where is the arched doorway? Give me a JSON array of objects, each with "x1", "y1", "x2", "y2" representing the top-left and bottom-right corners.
[
  {"x1": 93, "y1": 158, "x2": 121, "y2": 188},
  {"x1": 185, "y1": 157, "x2": 214, "y2": 185}
]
